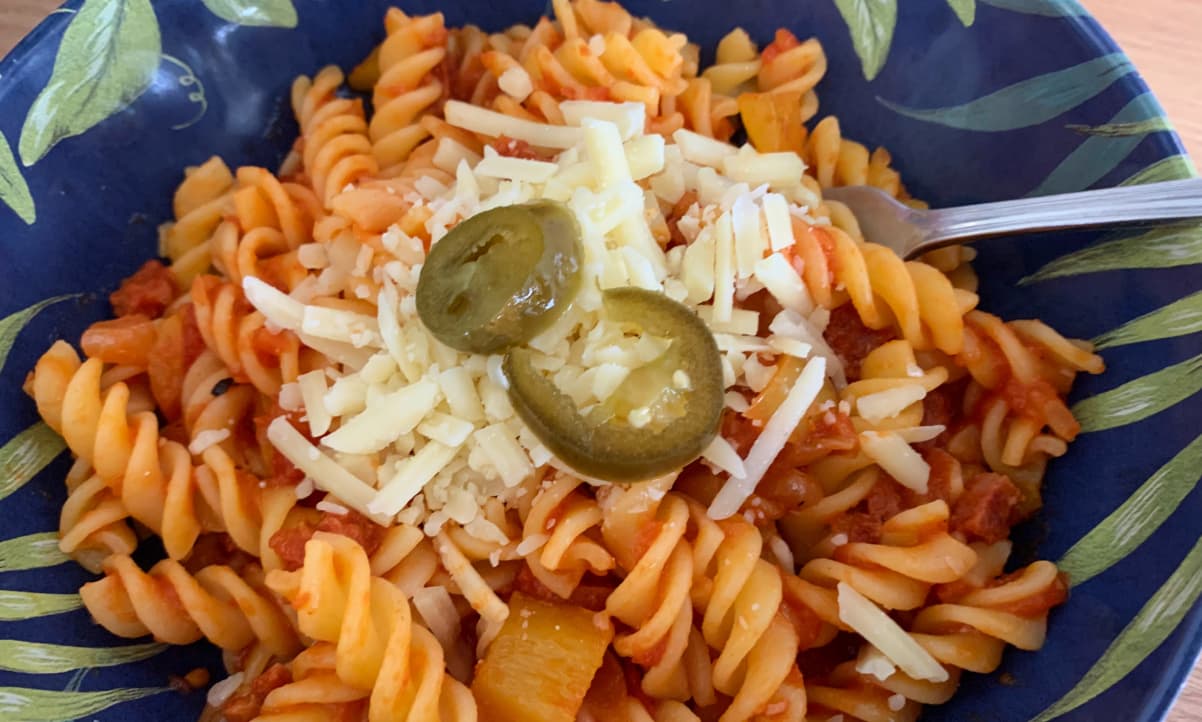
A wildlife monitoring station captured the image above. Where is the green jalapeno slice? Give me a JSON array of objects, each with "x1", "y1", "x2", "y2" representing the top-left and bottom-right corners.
[
  {"x1": 416, "y1": 201, "x2": 583, "y2": 354},
  {"x1": 504, "y1": 287, "x2": 724, "y2": 483}
]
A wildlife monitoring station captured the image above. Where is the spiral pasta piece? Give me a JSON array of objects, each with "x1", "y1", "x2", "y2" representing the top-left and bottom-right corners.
[
  {"x1": 80, "y1": 553, "x2": 299, "y2": 656},
  {"x1": 600, "y1": 480, "x2": 698, "y2": 702},
  {"x1": 520, "y1": 473, "x2": 615, "y2": 597},
  {"x1": 30, "y1": 342, "x2": 283, "y2": 561},
  {"x1": 291, "y1": 66, "x2": 379, "y2": 206},
  {"x1": 159, "y1": 156, "x2": 235, "y2": 285},
  {"x1": 805, "y1": 115, "x2": 918, "y2": 203},
  {"x1": 370, "y1": 10, "x2": 450, "y2": 173},
  {"x1": 179, "y1": 349, "x2": 256, "y2": 453},
  {"x1": 956, "y1": 310, "x2": 1105, "y2": 507},
  {"x1": 791, "y1": 223, "x2": 978, "y2": 354},
  {"x1": 702, "y1": 29, "x2": 760, "y2": 96},
  {"x1": 805, "y1": 552, "x2": 1065, "y2": 722},
  {"x1": 57, "y1": 457, "x2": 137, "y2": 574},
  {"x1": 840, "y1": 339, "x2": 950, "y2": 432},
  {"x1": 685, "y1": 502, "x2": 803, "y2": 721},
  {"x1": 245, "y1": 642, "x2": 477, "y2": 722},
  {"x1": 191, "y1": 275, "x2": 301, "y2": 397},
  {"x1": 231, "y1": 166, "x2": 313, "y2": 251},
  {"x1": 265, "y1": 532, "x2": 473, "y2": 721}
]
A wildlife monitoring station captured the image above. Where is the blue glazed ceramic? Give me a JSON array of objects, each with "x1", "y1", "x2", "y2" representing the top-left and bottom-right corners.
[{"x1": 0, "y1": 1, "x2": 1198, "y2": 720}]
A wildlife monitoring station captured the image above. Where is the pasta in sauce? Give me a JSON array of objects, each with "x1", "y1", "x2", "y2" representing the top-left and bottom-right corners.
[{"x1": 26, "y1": 2, "x2": 1105, "y2": 721}]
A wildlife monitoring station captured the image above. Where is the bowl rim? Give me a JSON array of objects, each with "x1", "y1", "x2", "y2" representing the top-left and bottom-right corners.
[{"x1": 0, "y1": 2, "x2": 1197, "y2": 721}]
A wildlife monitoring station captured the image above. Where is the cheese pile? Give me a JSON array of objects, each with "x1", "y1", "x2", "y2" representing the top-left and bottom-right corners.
[{"x1": 244, "y1": 99, "x2": 930, "y2": 537}]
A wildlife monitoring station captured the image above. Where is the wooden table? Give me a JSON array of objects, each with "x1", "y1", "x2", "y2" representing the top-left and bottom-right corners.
[{"x1": 1, "y1": 1, "x2": 1200, "y2": 719}]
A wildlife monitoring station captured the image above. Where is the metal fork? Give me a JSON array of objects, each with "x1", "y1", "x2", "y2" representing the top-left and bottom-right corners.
[{"x1": 821, "y1": 179, "x2": 1202, "y2": 259}]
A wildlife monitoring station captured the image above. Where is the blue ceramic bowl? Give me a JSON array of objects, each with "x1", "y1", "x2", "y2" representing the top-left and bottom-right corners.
[{"x1": 0, "y1": 1, "x2": 1198, "y2": 720}]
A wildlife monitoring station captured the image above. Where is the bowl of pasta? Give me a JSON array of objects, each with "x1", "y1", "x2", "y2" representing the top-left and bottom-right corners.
[{"x1": 0, "y1": 0, "x2": 1199, "y2": 720}]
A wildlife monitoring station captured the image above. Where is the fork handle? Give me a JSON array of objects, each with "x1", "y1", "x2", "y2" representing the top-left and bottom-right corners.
[{"x1": 921, "y1": 178, "x2": 1202, "y2": 245}]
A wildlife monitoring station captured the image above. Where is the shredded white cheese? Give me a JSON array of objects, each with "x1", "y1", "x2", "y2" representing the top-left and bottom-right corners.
[
  {"x1": 188, "y1": 428, "x2": 230, "y2": 456},
  {"x1": 761, "y1": 193, "x2": 794, "y2": 252},
  {"x1": 855, "y1": 645, "x2": 898, "y2": 682},
  {"x1": 370, "y1": 441, "x2": 461, "y2": 517},
  {"x1": 754, "y1": 254, "x2": 813, "y2": 314},
  {"x1": 267, "y1": 418, "x2": 388, "y2": 524},
  {"x1": 673, "y1": 128, "x2": 738, "y2": 168},
  {"x1": 709, "y1": 356, "x2": 826, "y2": 519},
  {"x1": 892, "y1": 425, "x2": 947, "y2": 444},
  {"x1": 315, "y1": 499, "x2": 349, "y2": 516},
  {"x1": 206, "y1": 673, "x2": 245, "y2": 708},
  {"x1": 701, "y1": 435, "x2": 748, "y2": 479},
  {"x1": 475, "y1": 150, "x2": 558, "y2": 183},
  {"x1": 561, "y1": 100, "x2": 645, "y2": 140},
  {"x1": 837, "y1": 582, "x2": 949, "y2": 683},
  {"x1": 860, "y1": 431, "x2": 931, "y2": 493},
  {"x1": 497, "y1": 65, "x2": 533, "y2": 101},
  {"x1": 322, "y1": 380, "x2": 440, "y2": 455},
  {"x1": 445, "y1": 100, "x2": 583, "y2": 148},
  {"x1": 855, "y1": 384, "x2": 927, "y2": 425}
]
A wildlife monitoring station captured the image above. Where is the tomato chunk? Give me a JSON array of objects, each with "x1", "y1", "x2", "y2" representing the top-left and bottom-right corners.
[{"x1": 110, "y1": 260, "x2": 177, "y2": 318}]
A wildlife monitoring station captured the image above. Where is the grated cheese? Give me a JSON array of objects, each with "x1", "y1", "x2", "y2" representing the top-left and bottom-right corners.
[
  {"x1": 301, "y1": 305, "x2": 380, "y2": 347},
  {"x1": 709, "y1": 356, "x2": 826, "y2": 519},
  {"x1": 267, "y1": 418, "x2": 387, "y2": 523},
  {"x1": 474, "y1": 424, "x2": 533, "y2": 488},
  {"x1": 515, "y1": 533, "x2": 549, "y2": 556},
  {"x1": 731, "y1": 192, "x2": 766, "y2": 279},
  {"x1": 437, "y1": 366, "x2": 486, "y2": 423},
  {"x1": 433, "y1": 137, "x2": 483, "y2": 175},
  {"x1": 754, "y1": 254, "x2": 813, "y2": 314},
  {"x1": 474, "y1": 148, "x2": 558, "y2": 183},
  {"x1": 371, "y1": 441, "x2": 461, "y2": 517},
  {"x1": 838, "y1": 582, "x2": 949, "y2": 683},
  {"x1": 206, "y1": 673, "x2": 244, "y2": 708},
  {"x1": 725, "y1": 391, "x2": 750, "y2": 412},
  {"x1": 294, "y1": 477, "x2": 315, "y2": 499},
  {"x1": 723, "y1": 147, "x2": 806, "y2": 188},
  {"x1": 444, "y1": 100, "x2": 583, "y2": 148},
  {"x1": 860, "y1": 431, "x2": 931, "y2": 493},
  {"x1": 417, "y1": 412, "x2": 477, "y2": 447},
  {"x1": 261, "y1": 100, "x2": 881, "y2": 539},
  {"x1": 673, "y1": 128, "x2": 738, "y2": 168},
  {"x1": 316, "y1": 499, "x2": 349, "y2": 516},
  {"x1": 297, "y1": 243, "x2": 329, "y2": 269},
  {"x1": 322, "y1": 380, "x2": 440, "y2": 454},
  {"x1": 761, "y1": 193, "x2": 794, "y2": 252},
  {"x1": 768, "y1": 534, "x2": 794, "y2": 573},
  {"x1": 297, "y1": 370, "x2": 332, "y2": 437},
  {"x1": 696, "y1": 306, "x2": 759, "y2": 336},
  {"x1": 891, "y1": 425, "x2": 946, "y2": 444},
  {"x1": 243, "y1": 276, "x2": 304, "y2": 331},
  {"x1": 561, "y1": 100, "x2": 645, "y2": 140},
  {"x1": 768, "y1": 335, "x2": 812, "y2": 359},
  {"x1": 188, "y1": 428, "x2": 230, "y2": 455},
  {"x1": 681, "y1": 226, "x2": 716, "y2": 303},
  {"x1": 855, "y1": 384, "x2": 927, "y2": 424},
  {"x1": 497, "y1": 65, "x2": 533, "y2": 101},
  {"x1": 701, "y1": 435, "x2": 747, "y2": 479},
  {"x1": 413, "y1": 585, "x2": 472, "y2": 681},
  {"x1": 624, "y1": 134, "x2": 666, "y2": 181},
  {"x1": 855, "y1": 645, "x2": 898, "y2": 681},
  {"x1": 712, "y1": 212, "x2": 736, "y2": 323}
]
